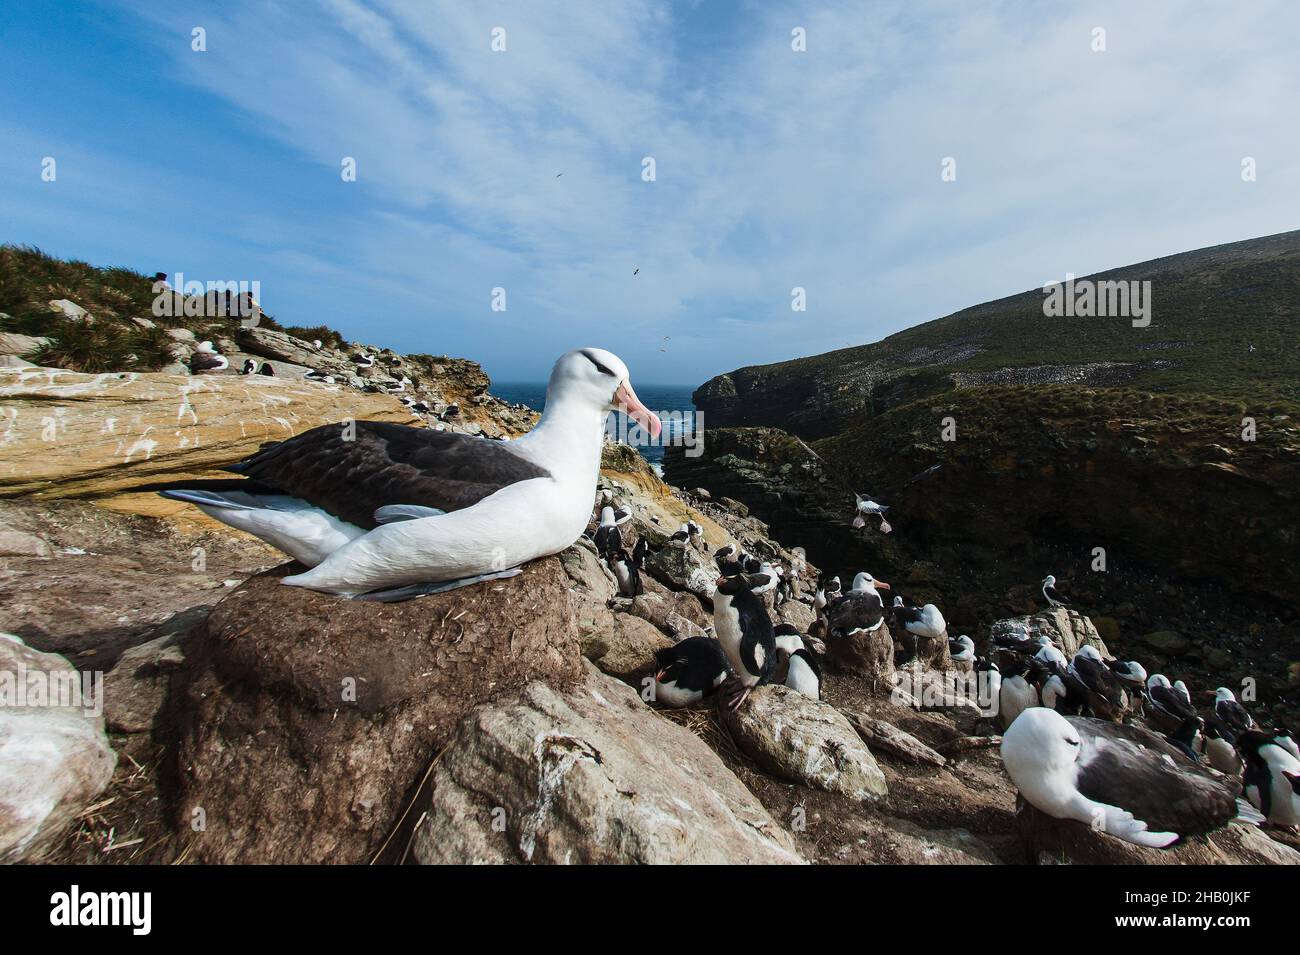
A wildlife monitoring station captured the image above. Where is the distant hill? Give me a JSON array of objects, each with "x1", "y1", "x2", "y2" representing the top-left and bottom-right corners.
[{"x1": 695, "y1": 230, "x2": 1300, "y2": 438}]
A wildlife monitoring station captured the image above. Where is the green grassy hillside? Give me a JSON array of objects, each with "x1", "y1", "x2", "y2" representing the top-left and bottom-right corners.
[{"x1": 695, "y1": 230, "x2": 1300, "y2": 436}]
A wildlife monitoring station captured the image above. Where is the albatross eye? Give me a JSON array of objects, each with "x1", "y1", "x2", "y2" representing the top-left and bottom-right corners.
[
  {"x1": 581, "y1": 351, "x2": 618, "y2": 377},
  {"x1": 1065, "y1": 738, "x2": 1080, "y2": 747}
]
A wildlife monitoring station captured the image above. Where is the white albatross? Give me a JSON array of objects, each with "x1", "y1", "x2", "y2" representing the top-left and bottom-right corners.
[
  {"x1": 157, "y1": 348, "x2": 661, "y2": 600},
  {"x1": 1002, "y1": 707, "x2": 1245, "y2": 848}
]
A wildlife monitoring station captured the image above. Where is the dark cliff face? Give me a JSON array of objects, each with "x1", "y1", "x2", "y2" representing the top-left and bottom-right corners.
[{"x1": 673, "y1": 232, "x2": 1300, "y2": 722}]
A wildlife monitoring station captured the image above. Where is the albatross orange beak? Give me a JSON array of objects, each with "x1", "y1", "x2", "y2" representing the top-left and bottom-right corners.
[
  {"x1": 875, "y1": 580, "x2": 891, "y2": 590},
  {"x1": 615, "y1": 380, "x2": 662, "y2": 439}
]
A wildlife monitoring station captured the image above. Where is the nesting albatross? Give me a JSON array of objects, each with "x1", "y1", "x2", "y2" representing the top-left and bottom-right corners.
[
  {"x1": 157, "y1": 348, "x2": 661, "y2": 600},
  {"x1": 1002, "y1": 707, "x2": 1244, "y2": 848}
]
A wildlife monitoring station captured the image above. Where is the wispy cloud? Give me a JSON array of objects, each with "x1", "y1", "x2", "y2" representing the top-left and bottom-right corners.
[{"x1": 4, "y1": 0, "x2": 1298, "y2": 382}]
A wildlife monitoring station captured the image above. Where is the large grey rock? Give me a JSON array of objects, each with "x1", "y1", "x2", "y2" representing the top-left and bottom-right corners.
[
  {"x1": 412, "y1": 662, "x2": 804, "y2": 864},
  {"x1": 0, "y1": 633, "x2": 117, "y2": 862},
  {"x1": 844, "y1": 711, "x2": 947, "y2": 767},
  {"x1": 644, "y1": 541, "x2": 716, "y2": 603},
  {"x1": 48, "y1": 299, "x2": 89, "y2": 321},
  {"x1": 0, "y1": 333, "x2": 48, "y2": 358},
  {"x1": 723, "y1": 685, "x2": 889, "y2": 802},
  {"x1": 991, "y1": 608, "x2": 1108, "y2": 659},
  {"x1": 237, "y1": 327, "x2": 338, "y2": 370}
]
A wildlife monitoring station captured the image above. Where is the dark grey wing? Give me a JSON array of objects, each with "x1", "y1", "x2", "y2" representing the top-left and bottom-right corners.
[
  {"x1": 231, "y1": 420, "x2": 549, "y2": 529},
  {"x1": 1218, "y1": 701, "x2": 1254, "y2": 734},
  {"x1": 1073, "y1": 657, "x2": 1126, "y2": 706},
  {"x1": 1070, "y1": 717, "x2": 1239, "y2": 839},
  {"x1": 827, "y1": 592, "x2": 884, "y2": 637},
  {"x1": 1150, "y1": 685, "x2": 1196, "y2": 722}
]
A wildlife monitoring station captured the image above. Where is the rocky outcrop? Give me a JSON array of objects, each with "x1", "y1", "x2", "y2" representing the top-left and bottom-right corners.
[
  {"x1": 0, "y1": 633, "x2": 117, "y2": 862},
  {"x1": 992, "y1": 608, "x2": 1108, "y2": 659},
  {"x1": 172, "y1": 558, "x2": 583, "y2": 864},
  {"x1": 411, "y1": 662, "x2": 804, "y2": 864},
  {"x1": 0, "y1": 367, "x2": 412, "y2": 500},
  {"x1": 722, "y1": 685, "x2": 888, "y2": 802}
]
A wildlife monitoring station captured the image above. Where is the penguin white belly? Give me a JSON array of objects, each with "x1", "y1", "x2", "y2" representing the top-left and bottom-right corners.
[
  {"x1": 612, "y1": 562, "x2": 633, "y2": 594},
  {"x1": 1000, "y1": 677, "x2": 1039, "y2": 729},
  {"x1": 655, "y1": 680, "x2": 703, "y2": 708},
  {"x1": 711, "y1": 600, "x2": 747, "y2": 681},
  {"x1": 1264, "y1": 749, "x2": 1300, "y2": 826},
  {"x1": 785, "y1": 656, "x2": 819, "y2": 698},
  {"x1": 282, "y1": 478, "x2": 579, "y2": 595}
]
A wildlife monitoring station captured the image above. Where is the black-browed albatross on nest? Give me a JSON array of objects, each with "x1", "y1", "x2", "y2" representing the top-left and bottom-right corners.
[
  {"x1": 1002, "y1": 706, "x2": 1247, "y2": 847},
  {"x1": 157, "y1": 348, "x2": 661, "y2": 601}
]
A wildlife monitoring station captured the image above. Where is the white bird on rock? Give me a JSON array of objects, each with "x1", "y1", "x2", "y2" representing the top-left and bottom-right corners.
[
  {"x1": 1002, "y1": 707, "x2": 1245, "y2": 848},
  {"x1": 156, "y1": 348, "x2": 661, "y2": 601}
]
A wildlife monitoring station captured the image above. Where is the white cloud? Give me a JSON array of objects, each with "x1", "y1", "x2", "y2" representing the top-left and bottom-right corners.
[{"x1": 14, "y1": 0, "x2": 1300, "y2": 382}]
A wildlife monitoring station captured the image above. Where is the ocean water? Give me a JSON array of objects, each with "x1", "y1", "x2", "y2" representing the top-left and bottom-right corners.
[{"x1": 493, "y1": 382, "x2": 698, "y2": 469}]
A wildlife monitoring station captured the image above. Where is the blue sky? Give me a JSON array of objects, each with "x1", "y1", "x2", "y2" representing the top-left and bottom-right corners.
[{"x1": 2, "y1": 1, "x2": 1298, "y2": 385}]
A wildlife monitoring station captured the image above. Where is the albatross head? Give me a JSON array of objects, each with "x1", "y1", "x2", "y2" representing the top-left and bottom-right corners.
[{"x1": 549, "y1": 348, "x2": 662, "y2": 439}]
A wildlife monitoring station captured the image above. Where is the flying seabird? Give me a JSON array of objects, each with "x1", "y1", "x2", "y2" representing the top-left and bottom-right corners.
[
  {"x1": 652, "y1": 637, "x2": 729, "y2": 708},
  {"x1": 712, "y1": 570, "x2": 777, "y2": 711},
  {"x1": 1002, "y1": 707, "x2": 1243, "y2": 848},
  {"x1": 852, "y1": 493, "x2": 892, "y2": 533},
  {"x1": 1040, "y1": 574, "x2": 1069, "y2": 608},
  {"x1": 155, "y1": 348, "x2": 661, "y2": 600},
  {"x1": 1212, "y1": 687, "x2": 1255, "y2": 735}
]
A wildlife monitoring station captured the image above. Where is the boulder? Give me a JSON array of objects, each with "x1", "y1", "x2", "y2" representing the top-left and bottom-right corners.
[
  {"x1": 0, "y1": 367, "x2": 413, "y2": 499},
  {"x1": 411, "y1": 662, "x2": 804, "y2": 864},
  {"x1": 0, "y1": 633, "x2": 117, "y2": 862},
  {"x1": 101, "y1": 605, "x2": 208, "y2": 733},
  {"x1": 644, "y1": 541, "x2": 716, "y2": 603},
  {"x1": 171, "y1": 557, "x2": 584, "y2": 864},
  {"x1": 722, "y1": 685, "x2": 888, "y2": 802},
  {"x1": 823, "y1": 623, "x2": 895, "y2": 691},
  {"x1": 237, "y1": 327, "x2": 341, "y2": 370},
  {"x1": 843, "y1": 711, "x2": 947, "y2": 767},
  {"x1": 582, "y1": 608, "x2": 671, "y2": 683},
  {"x1": 0, "y1": 333, "x2": 47, "y2": 358},
  {"x1": 1015, "y1": 799, "x2": 1300, "y2": 864},
  {"x1": 991, "y1": 608, "x2": 1108, "y2": 658},
  {"x1": 558, "y1": 539, "x2": 614, "y2": 601},
  {"x1": 48, "y1": 299, "x2": 89, "y2": 321}
]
